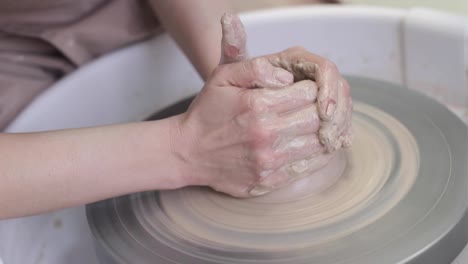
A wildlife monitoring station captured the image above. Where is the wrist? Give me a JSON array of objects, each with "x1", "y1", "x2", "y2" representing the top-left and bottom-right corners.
[
  {"x1": 167, "y1": 113, "x2": 197, "y2": 187},
  {"x1": 133, "y1": 116, "x2": 192, "y2": 191}
]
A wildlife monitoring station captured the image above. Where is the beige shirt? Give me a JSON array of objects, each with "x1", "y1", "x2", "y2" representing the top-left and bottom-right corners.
[{"x1": 0, "y1": 0, "x2": 162, "y2": 129}]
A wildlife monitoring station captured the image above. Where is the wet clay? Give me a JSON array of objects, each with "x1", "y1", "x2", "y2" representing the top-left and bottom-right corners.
[{"x1": 137, "y1": 102, "x2": 419, "y2": 250}]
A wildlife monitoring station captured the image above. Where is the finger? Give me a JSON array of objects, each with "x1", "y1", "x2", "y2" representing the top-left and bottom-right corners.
[
  {"x1": 265, "y1": 47, "x2": 342, "y2": 120},
  {"x1": 269, "y1": 104, "x2": 320, "y2": 138},
  {"x1": 249, "y1": 153, "x2": 332, "y2": 196},
  {"x1": 319, "y1": 80, "x2": 352, "y2": 152},
  {"x1": 281, "y1": 153, "x2": 332, "y2": 181},
  {"x1": 220, "y1": 13, "x2": 247, "y2": 64},
  {"x1": 248, "y1": 80, "x2": 318, "y2": 114},
  {"x1": 210, "y1": 57, "x2": 294, "y2": 89},
  {"x1": 339, "y1": 98, "x2": 353, "y2": 148},
  {"x1": 316, "y1": 62, "x2": 340, "y2": 121},
  {"x1": 274, "y1": 134, "x2": 325, "y2": 166},
  {"x1": 248, "y1": 173, "x2": 288, "y2": 196},
  {"x1": 211, "y1": 180, "x2": 252, "y2": 198}
]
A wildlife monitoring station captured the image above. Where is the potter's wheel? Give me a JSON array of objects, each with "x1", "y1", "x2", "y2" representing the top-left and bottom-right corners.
[{"x1": 86, "y1": 77, "x2": 468, "y2": 264}]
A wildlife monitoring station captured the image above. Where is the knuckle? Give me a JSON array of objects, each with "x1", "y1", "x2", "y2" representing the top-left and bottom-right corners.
[
  {"x1": 253, "y1": 149, "x2": 276, "y2": 171},
  {"x1": 280, "y1": 46, "x2": 306, "y2": 61},
  {"x1": 249, "y1": 123, "x2": 275, "y2": 148},
  {"x1": 249, "y1": 95, "x2": 268, "y2": 113},
  {"x1": 249, "y1": 57, "x2": 267, "y2": 79},
  {"x1": 286, "y1": 46, "x2": 306, "y2": 53},
  {"x1": 300, "y1": 105, "x2": 320, "y2": 122},
  {"x1": 322, "y1": 59, "x2": 338, "y2": 73}
]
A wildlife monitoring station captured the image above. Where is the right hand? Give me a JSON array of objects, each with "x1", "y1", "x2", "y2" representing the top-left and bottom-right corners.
[
  {"x1": 173, "y1": 56, "x2": 329, "y2": 197},
  {"x1": 171, "y1": 13, "x2": 352, "y2": 198}
]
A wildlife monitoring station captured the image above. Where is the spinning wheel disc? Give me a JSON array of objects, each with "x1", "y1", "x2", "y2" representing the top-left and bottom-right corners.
[{"x1": 87, "y1": 77, "x2": 468, "y2": 264}]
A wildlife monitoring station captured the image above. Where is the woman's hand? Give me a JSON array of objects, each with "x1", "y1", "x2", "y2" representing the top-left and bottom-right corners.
[
  {"x1": 174, "y1": 56, "x2": 329, "y2": 197},
  {"x1": 172, "y1": 14, "x2": 353, "y2": 197}
]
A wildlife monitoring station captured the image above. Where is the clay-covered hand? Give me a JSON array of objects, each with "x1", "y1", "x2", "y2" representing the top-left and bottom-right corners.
[
  {"x1": 172, "y1": 13, "x2": 352, "y2": 197},
  {"x1": 220, "y1": 13, "x2": 353, "y2": 152},
  {"x1": 266, "y1": 47, "x2": 353, "y2": 152},
  {"x1": 173, "y1": 57, "x2": 330, "y2": 197}
]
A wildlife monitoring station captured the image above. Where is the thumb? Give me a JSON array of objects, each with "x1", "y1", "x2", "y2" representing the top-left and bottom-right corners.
[
  {"x1": 215, "y1": 13, "x2": 293, "y2": 88},
  {"x1": 220, "y1": 13, "x2": 247, "y2": 64}
]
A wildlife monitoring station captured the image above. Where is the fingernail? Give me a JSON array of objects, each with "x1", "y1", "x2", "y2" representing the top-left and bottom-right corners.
[
  {"x1": 325, "y1": 99, "x2": 336, "y2": 118},
  {"x1": 249, "y1": 185, "x2": 273, "y2": 196},
  {"x1": 221, "y1": 13, "x2": 233, "y2": 25},
  {"x1": 275, "y1": 69, "x2": 294, "y2": 85}
]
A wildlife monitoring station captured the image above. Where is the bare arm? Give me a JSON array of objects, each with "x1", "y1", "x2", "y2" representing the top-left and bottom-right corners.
[
  {"x1": 0, "y1": 14, "x2": 352, "y2": 220},
  {"x1": 148, "y1": 0, "x2": 233, "y2": 80},
  {"x1": 0, "y1": 117, "x2": 185, "y2": 219},
  {"x1": 0, "y1": 5, "x2": 235, "y2": 219}
]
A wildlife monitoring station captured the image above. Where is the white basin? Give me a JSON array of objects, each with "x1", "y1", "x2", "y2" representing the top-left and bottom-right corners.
[{"x1": 0, "y1": 6, "x2": 466, "y2": 264}]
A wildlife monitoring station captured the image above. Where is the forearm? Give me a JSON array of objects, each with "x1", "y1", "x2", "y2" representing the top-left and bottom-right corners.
[
  {"x1": 0, "y1": 116, "x2": 185, "y2": 219},
  {"x1": 149, "y1": 0, "x2": 233, "y2": 80}
]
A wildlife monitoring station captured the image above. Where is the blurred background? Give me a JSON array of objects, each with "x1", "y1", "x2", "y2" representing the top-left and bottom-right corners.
[
  {"x1": 348, "y1": 0, "x2": 468, "y2": 15},
  {"x1": 231, "y1": 0, "x2": 468, "y2": 16}
]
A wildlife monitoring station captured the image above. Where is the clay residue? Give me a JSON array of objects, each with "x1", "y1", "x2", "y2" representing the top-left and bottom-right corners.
[{"x1": 53, "y1": 218, "x2": 63, "y2": 229}]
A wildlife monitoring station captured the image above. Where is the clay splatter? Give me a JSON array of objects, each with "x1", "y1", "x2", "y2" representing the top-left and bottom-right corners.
[{"x1": 35, "y1": 242, "x2": 46, "y2": 264}]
